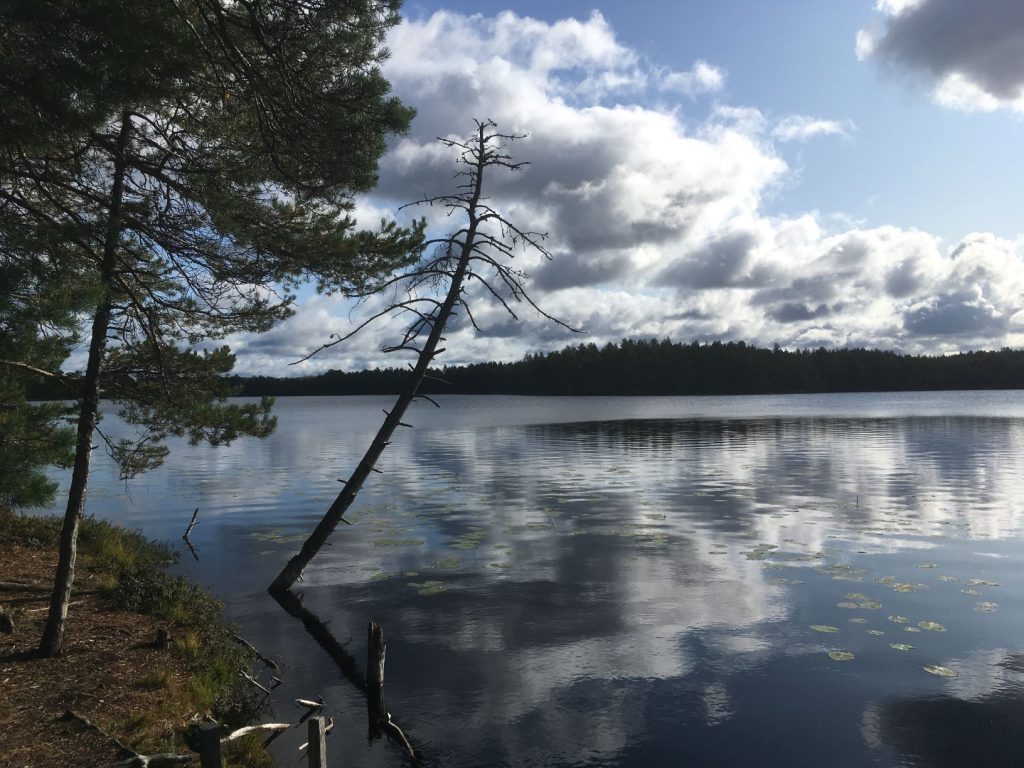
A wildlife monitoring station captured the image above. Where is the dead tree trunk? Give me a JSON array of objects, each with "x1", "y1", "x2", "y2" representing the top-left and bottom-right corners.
[
  {"x1": 39, "y1": 113, "x2": 131, "y2": 657},
  {"x1": 268, "y1": 122, "x2": 491, "y2": 594}
]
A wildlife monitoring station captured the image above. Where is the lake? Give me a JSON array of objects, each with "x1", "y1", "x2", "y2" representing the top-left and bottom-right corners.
[{"x1": 42, "y1": 392, "x2": 1024, "y2": 766}]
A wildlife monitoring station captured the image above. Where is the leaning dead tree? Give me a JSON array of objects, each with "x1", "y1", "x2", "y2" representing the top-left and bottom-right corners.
[{"x1": 269, "y1": 120, "x2": 574, "y2": 593}]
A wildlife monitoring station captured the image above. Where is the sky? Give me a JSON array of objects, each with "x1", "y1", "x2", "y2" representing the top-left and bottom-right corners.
[{"x1": 230, "y1": 0, "x2": 1024, "y2": 375}]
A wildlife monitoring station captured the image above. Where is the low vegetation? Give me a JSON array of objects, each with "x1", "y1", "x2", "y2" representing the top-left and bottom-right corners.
[{"x1": 0, "y1": 508, "x2": 270, "y2": 767}]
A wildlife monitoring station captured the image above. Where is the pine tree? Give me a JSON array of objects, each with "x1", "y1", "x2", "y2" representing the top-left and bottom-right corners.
[{"x1": 0, "y1": 0, "x2": 423, "y2": 656}]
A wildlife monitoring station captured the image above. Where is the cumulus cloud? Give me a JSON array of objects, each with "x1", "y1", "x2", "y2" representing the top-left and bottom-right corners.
[
  {"x1": 859, "y1": 0, "x2": 1024, "y2": 113},
  {"x1": 226, "y1": 10, "x2": 1024, "y2": 375}
]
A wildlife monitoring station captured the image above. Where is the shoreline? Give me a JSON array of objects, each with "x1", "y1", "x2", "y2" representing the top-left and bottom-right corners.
[{"x1": 0, "y1": 511, "x2": 272, "y2": 767}]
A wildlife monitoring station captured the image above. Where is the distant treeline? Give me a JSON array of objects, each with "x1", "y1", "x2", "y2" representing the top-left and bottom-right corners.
[{"x1": 222, "y1": 340, "x2": 1024, "y2": 397}]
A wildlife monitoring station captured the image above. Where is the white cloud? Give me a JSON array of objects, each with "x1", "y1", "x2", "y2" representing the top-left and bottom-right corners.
[
  {"x1": 226, "y1": 10, "x2": 1024, "y2": 375},
  {"x1": 658, "y1": 60, "x2": 726, "y2": 96},
  {"x1": 772, "y1": 115, "x2": 855, "y2": 142}
]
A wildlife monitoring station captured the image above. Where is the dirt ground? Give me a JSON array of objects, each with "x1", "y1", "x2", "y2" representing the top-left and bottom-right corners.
[{"x1": 0, "y1": 544, "x2": 195, "y2": 768}]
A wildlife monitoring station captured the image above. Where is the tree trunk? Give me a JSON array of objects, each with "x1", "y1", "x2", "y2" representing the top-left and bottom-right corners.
[
  {"x1": 38, "y1": 114, "x2": 131, "y2": 656},
  {"x1": 268, "y1": 131, "x2": 486, "y2": 594}
]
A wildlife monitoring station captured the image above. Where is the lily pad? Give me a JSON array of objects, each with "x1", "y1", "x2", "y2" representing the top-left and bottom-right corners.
[
  {"x1": 888, "y1": 615, "x2": 910, "y2": 624},
  {"x1": 374, "y1": 537, "x2": 425, "y2": 548},
  {"x1": 918, "y1": 621, "x2": 946, "y2": 632},
  {"x1": 975, "y1": 601, "x2": 999, "y2": 612},
  {"x1": 867, "y1": 629, "x2": 886, "y2": 636},
  {"x1": 924, "y1": 665, "x2": 958, "y2": 678},
  {"x1": 811, "y1": 625, "x2": 841, "y2": 633},
  {"x1": 858, "y1": 600, "x2": 882, "y2": 610},
  {"x1": 967, "y1": 578, "x2": 999, "y2": 587},
  {"x1": 961, "y1": 588, "x2": 982, "y2": 596},
  {"x1": 408, "y1": 580, "x2": 447, "y2": 596},
  {"x1": 890, "y1": 643, "x2": 914, "y2": 651},
  {"x1": 837, "y1": 601, "x2": 860, "y2": 609},
  {"x1": 904, "y1": 626, "x2": 921, "y2": 633},
  {"x1": 828, "y1": 650, "x2": 855, "y2": 661},
  {"x1": 846, "y1": 592, "x2": 868, "y2": 601}
]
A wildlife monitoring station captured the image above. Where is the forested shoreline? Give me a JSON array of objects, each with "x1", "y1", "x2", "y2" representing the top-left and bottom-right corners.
[{"x1": 224, "y1": 340, "x2": 1024, "y2": 397}]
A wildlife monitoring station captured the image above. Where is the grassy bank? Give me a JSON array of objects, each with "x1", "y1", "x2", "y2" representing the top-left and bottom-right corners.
[{"x1": 0, "y1": 509, "x2": 272, "y2": 767}]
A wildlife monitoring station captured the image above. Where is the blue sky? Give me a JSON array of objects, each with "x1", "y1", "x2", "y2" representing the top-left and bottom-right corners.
[{"x1": 230, "y1": 1, "x2": 1024, "y2": 375}]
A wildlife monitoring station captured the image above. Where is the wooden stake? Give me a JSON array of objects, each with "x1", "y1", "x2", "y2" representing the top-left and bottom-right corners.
[
  {"x1": 198, "y1": 722, "x2": 222, "y2": 768},
  {"x1": 307, "y1": 716, "x2": 327, "y2": 768}
]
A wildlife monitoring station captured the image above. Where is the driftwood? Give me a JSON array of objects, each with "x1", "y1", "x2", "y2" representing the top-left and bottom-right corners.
[
  {"x1": 296, "y1": 695, "x2": 325, "y2": 710},
  {"x1": 223, "y1": 722, "x2": 290, "y2": 742},
  {"x1": 384, "y1": 715, "x2": 418, "y2": 762}
]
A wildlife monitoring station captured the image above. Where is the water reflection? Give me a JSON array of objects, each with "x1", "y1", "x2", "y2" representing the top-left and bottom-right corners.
[{"x1": 41, "y1": 395, "x2": 1024, "y2": 767}]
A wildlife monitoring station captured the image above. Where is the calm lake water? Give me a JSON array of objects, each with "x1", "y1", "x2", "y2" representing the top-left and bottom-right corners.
[{"x1": 42, "y1": 392, "x2": 1024, "y2": 767}]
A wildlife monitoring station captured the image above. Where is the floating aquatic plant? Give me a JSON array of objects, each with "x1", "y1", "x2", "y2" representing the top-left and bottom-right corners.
[
  {"x1": 918, "y1": 621, "x2": 946, "y2": 632},
  {"x1": 811, "y1": 625, "x2": 841, "y2": 633},
  {"x1": 888, "y1": 615, "x2": 910, "y2": 624},
  {"x1": 924, "y1": 665, "x2": 958, "y2": 678},
  {"x1": 829, "y1": 650, "x2": 855, "y2": 661},
  {"x1": 976, "y1": 601, "x2": 998, "y2": 612},
  {"x1": 890, "y1": 643, "x2": 914, "y2": 651},
  {"x1": 374, "y1": 537, "x2": 426, "y2": 548},
  {"x1": 408, "y1": 580, "x2": 447, "y2": 596}
]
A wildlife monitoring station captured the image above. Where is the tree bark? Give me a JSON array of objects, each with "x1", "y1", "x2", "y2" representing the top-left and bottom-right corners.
[
  {"x1": 268, "y1": 125, "x2": 487, "y2": 594},
  {"x1": 38, "y1": 114, "x2": 132, "y2": 657}
]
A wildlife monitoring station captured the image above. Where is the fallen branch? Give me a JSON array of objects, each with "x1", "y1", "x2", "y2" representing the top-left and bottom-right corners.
[
  {"x1": 61, "y1": 709, "x2": 133, "y2": 757},
  {"x1": 240, "y1": 671, "x2": 271, "y2": 695},
  {"x1": 230, "y1": 632, "x2": 279, "y2": 671},
  {"x1": 26, "y1": 600, "x2": 82, "y2": 613},
  {"x1": 63, "y1": 710, "x2": 195, "y2": 767},
  {"x1": 0, "y1": 581, "x2": 47, "y2": 591},
  {"x1": 101, "y1": 756, "x2": 194, "y2": 768},
  {"x1": 182, "y1": 508, "x2": 199, "y2": 540}
]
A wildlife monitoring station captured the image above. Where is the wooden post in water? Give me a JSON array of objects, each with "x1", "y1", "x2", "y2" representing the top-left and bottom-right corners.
[
  {"x1": 367, "y1": 621, "x2": 387, "y2": 738},
  {"x1": 198, "y1": 722, "x2": 222, "y2": 768},
  {"x1": 308, "y1": 716, "x2": 328, "y2": 768}
]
